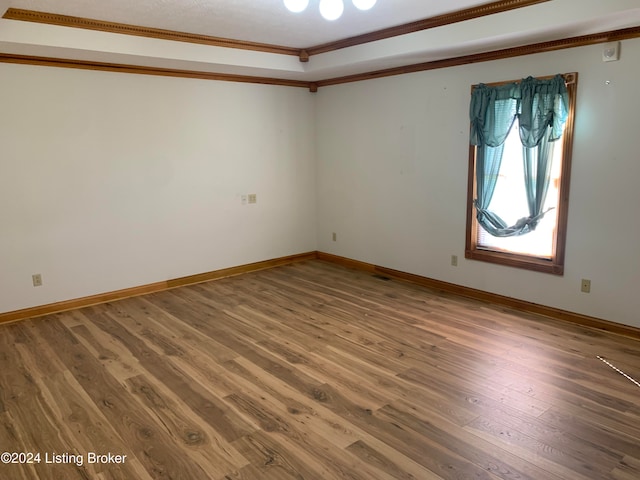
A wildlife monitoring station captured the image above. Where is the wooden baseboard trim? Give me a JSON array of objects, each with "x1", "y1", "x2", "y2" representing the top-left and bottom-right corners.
[
  {"x1": 316, "y1": 252, "x2": 377, "y2": 273},
  {"x1": 0, "y1": 281, "x2": 168, "y2": 325},
  {"x1": 5, "y1": 250, "x2": 638, "y2": 340},
  {"x1": 166, "y1": 252, "x2": 318, "y2": 288},
  {"x1": 317, "y1": 252, "x2": 640, "y2": 340},
  {"x1": 0, "y1": 252, "x2": 317, "y2": 325}
]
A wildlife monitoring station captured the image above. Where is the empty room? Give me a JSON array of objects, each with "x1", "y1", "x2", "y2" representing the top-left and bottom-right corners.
[{"x1": 1, "y1": 0, "x2": 640, "y2": 479}]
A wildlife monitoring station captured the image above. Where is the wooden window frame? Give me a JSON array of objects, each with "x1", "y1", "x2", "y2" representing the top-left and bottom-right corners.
[{"x1": 464, "y1": 73, "x2": 578, "y2": 275}]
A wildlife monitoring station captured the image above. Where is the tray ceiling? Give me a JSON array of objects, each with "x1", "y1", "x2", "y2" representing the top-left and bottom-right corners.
[
  {"x1": 1, "y1": 0, "x2": 640, "y2": 83},
  {"x1": 0, "y1": 0, "x2": 497, "y2": 48}
]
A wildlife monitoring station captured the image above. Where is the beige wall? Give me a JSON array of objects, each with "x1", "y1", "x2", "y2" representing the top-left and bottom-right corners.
[
  {"x1": 0, "y1": 64, "x2": 317, "y2": 313},
  {"x1": 316, "y1": 38, "x2": 640, "y2": 328},
  {"x1": 2, "y1": 37, "x2": 639, "y2": 329}
]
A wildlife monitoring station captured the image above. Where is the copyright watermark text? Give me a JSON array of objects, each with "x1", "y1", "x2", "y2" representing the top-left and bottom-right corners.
[{"x1": 1, "y1": 452, "x2": 127, "y2": 467}]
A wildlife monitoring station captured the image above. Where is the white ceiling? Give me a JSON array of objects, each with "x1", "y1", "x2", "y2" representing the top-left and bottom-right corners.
[{"x1": 1, "y1": 0, "x2": 639, "y2": 82}]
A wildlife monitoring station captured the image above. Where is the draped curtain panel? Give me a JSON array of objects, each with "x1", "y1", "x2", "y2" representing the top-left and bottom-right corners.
[{"x1": 469, "y1": 74, "x2": 569, "y2": 237}]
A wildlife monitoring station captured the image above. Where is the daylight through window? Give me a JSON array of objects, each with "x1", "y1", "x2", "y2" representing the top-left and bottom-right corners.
[{"x1": 465, "y1": 73, "x2": 577, "y2": 275}]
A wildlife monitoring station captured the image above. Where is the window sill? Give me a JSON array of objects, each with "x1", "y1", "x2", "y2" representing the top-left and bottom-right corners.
[{"x1": 465, "y1": 248, "x2": 564, "y2": 275}]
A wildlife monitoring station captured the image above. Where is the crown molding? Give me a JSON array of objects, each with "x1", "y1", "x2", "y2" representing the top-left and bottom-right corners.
[
  {"x1": 305, "y1": 0, "x2": 551, "y2": 56},
  {"x1": 3, "y1": 25, "x2": 640, "y2": 90},
  {"x1": 3, "y1": 1, "x2": 551, "y2": 61},
  {"x1": 0, "y1": 53, "x2": 313, "y2": 89},
  {"x1": 316, "y1": 26, "x2": 640, "y2": 87},
  {"x1": 2, "y1": 5, "x2": 640, "y2": 91},
  {"x1": 2, "y1": 8, "x2": 302, "y2": 57}
]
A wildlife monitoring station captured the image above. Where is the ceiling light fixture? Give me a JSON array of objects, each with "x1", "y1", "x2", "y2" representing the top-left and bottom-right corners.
[
  {"x1": 284, "y1": 0, "x2": 377, "y2": 21},
  {"x1": 283, "y1": 0, "x2": 309, "y2": 13},
  {"x1": 352, "y1": 0, "x2": 377, "y2": 10}
]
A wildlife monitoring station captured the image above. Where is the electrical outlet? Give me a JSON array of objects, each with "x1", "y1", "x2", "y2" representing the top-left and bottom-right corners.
[
  {"x1": 581, "y1": 279, "x2": 591, "y2": 293},
  {"x1": 332, "y1": 232, "x2": 337, "y2": 242},
  {"x1": 248, "y1": 194, "x2": 257, "y2": 204},
  {"x1": 451, "y1": 255, "x2": 458, "y2": 266},
  {"x1": 32, "y1": 274, "x2": 42, "y2": 287}
]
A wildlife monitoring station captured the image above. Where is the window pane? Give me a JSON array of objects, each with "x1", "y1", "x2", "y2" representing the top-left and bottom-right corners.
[
  {"x1": 476, "y1": 121, "x2": 563, "y2": 259},
  {"x1": 465, "y1": 73, "x2": 576, "y2": 275}
]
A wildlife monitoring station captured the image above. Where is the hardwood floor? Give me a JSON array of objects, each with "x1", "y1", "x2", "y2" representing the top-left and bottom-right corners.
[{"x1": 1, "y1": 259, "x2": 639, "y2": 479}]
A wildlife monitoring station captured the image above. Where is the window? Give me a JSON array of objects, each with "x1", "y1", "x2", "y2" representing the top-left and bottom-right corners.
[{"x1": 465, "y1": 73, "x2": 577, "y2": 275}]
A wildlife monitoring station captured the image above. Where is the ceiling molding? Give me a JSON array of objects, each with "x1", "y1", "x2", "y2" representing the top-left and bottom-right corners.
[
  {"x1": 3, "y1": 1, "x2": 551, "y2": 61},
  {"x1": 2, "y1": 8, "x2": 302, "y2": 57},
  {"x1": 305, "y1": 0, "x2": 552, "y2": 56},
  {"x1": 0, "y1": 53, "x2": 313, "y2": 89},
  {"x1": 2, "y1": 26, "x2": 639, "y2": 91},
  {"x1": 316, "y1": 25, "x2": 640, "y2": 87}
]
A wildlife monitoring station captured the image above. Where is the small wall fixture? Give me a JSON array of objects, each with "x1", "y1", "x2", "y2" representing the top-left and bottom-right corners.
[
  {"x1": 602, "y1": 41, "x2": 621, "y2": 62},
  {"x1": 284, "y1": 0, "x2": 377, "y2": 21}
]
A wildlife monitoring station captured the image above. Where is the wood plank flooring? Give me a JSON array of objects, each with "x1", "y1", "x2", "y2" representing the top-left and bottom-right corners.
[{"x1": 1, "y1": 259, "x2": 639, "y2": 479}]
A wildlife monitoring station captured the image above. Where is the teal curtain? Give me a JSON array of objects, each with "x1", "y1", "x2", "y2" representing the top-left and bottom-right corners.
[
  {"x1": 522, "y1": 126, "x2": 554, "y2": 231},
  {"x1": 469, "y1": 74, "x2": 569, "y2": 237},
  {"x1": 474, "y1": 144, "x2": 510, "y2": 235}
]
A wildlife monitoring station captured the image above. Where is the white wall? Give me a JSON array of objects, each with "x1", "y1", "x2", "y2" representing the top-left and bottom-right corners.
[
  {"x1": 316, "y1": 38, "x2": 640, "y2": 329},
  {"x1": 0, "y1": 64, "x2": 317, "y2": 313},
  {"x1": 3, "y1": 38, "x2": 640, "y2": 330}
]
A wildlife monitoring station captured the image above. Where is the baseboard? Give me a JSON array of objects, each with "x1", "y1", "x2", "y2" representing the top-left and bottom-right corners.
[
  {"x1": 317, "y1": 251, "x2": 640, "y2": 340},
  {"x1": 4, "y1": 250, "x2": 639, "y2": 340},
  {"x1": 166, "y1": 251, "x2": 318, "y2": 288},
  {"x1": 0, "y1": 251, "x2": 317, "y2": 325}
]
